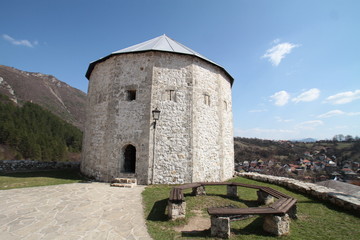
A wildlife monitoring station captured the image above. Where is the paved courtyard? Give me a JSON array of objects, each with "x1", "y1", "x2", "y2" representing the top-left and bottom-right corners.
[{"x1": 0, "y1": 182, "x2": 152, "y2": 240}]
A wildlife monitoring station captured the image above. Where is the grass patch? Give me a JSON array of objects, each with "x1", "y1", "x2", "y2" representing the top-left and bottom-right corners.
[
  {"x1": 0, "y1": 169, "x2": 86, "y2": 190},
  {"x1": 142, "y1": 177, "x2": 360, "y2": 239}
]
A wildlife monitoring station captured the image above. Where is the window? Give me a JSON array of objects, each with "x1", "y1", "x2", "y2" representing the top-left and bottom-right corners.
[
  {"x1": 204, "y1": 94, "x2": 210, "y2": 106},
  {"x1": 166, "y1": 90, "x2": 176, "y2": 101},
  {"x1": 127, "y1": 90, "x2": 136, "y2": 101},
  {"x1": 224, "y1": 101, "x2": 227, "y2": 111}
]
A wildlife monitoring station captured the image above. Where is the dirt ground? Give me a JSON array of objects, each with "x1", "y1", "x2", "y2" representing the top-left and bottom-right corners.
[{"x1": 173, "y1": 210, "x2": 210, "y2": 232}]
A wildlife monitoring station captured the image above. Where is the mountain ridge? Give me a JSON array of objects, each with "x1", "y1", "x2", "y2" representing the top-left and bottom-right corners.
[{"x1": 0, "y1": 65, "x2": 86, "y2": 130}]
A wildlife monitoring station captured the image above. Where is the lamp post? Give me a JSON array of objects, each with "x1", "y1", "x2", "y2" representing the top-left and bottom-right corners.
[
  {"x1": 152, "y1": 108, "x2": 161, "y2": 127},
  {"x1": 151, "y1": 108, "x2": 160, "y2": 184}
]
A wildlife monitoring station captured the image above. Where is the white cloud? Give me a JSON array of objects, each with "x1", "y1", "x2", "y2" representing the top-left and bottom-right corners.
[
  {"x1": 317, "y1": 110, "x2": 344, "y2": 118},
  {"x1": 270, "y1": 91, "x2": 290, "y2": 106},
  {"x1": 234, "y1": 127, "x2": 296, "y2": 140},
  {"x1": 348, "y1": 112, "x2": 360, "y2": 116},
  {"x1": 249, "y1": 109, "x2": 268, "y2": 113},
  {"x1": 262, "y1": 42, "x2": 300, "y2": 66},
  {"x1": 296, "y1": 120, "x2": 323, "y2": 130},
  {"x1": 272, "y1": 38, "x2": 280, "y2": 44},
  {"x1": 275, "y1": 116, "x2": 293, "y2": 122},
  {"x1": 325, "y1": 90, "x2": 360, "y2": 104},
  {"x1": 292, "y1": 88, "x2": 320, "y2": 103},
  {"x1": 2, "y1": 34, "x2": 37, "y2": 48},
  {"x1": 317, "y1": 110, "x2": 360, "y2": 118},
  {"x1": 248, "y1": 128, "x2": 294, "y2": 134},
  {"x1": 235, "y1": 128, "x2": 294, "y2": 136}
]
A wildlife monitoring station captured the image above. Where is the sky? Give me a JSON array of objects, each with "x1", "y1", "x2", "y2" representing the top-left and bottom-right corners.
[{"x1": 1, "y1": 0, "x2": 359, "y2": 140}]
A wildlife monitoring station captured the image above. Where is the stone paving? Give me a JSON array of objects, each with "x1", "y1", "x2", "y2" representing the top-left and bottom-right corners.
[{"x1": 0, "y1": 182, "x2": 152, "y2": 240}]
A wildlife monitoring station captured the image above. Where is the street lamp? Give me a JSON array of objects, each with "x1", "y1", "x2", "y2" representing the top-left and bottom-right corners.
[
  {"x1": 151, "y1": 108, "x2": 160, "y2": 184},
  {"x1": 152, "y1": 108, "x2": 161, "y2": 128}
]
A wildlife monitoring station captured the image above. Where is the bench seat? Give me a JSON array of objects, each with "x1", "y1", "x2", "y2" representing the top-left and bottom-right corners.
[{"x1": 208, "y1": 207, "x2": 280, "y2": 216}]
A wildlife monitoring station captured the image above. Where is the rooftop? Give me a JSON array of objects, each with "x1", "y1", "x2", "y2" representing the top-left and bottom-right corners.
[{"x1": 85, "y1": 34, "x2": 233, "y2": 83}]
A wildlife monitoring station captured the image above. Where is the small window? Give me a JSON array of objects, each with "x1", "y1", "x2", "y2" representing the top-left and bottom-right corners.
[
  {"x1": 127, "y1": 90, "x2": 136, "y2": 101},
  {"x1": 204, "y1": 94, "x2": 210, "y2": 106},
  {"x1": 166, "y1": 90, "x2": 176, "y2": 101},
  {"x1": 224, "y1": 101, "x2": 228, "y2": 111}
]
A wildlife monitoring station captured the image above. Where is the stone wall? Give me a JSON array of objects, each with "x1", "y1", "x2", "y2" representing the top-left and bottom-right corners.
[
  {"x1": 237, "y1": 172, "x2": 360, "y2": 214},
  {"x1": 151, "y1": 53, "x2": 193, "y2": 184},
  {"x1": 81, "y1": 53, "x2": 153, "y2": 184},
  {"x1": 0, "y1": 160, "x2": 80, "y2": 172},
  {"x1": 191, "y1": 59, "x2": 234, "y2": 182}
]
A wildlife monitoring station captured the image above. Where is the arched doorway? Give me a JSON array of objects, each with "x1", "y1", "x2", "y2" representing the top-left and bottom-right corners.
[{"x1": 123, "y1": 145, "x2": 136, "y2": 173}]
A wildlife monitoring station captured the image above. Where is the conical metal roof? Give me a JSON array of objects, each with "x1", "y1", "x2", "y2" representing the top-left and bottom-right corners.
[
  {"x1": 86, "y1": 35, "x2": 233, "y2": 84},
  {"x1": 112, "y1": 34, "x2": 214, "y2": 64}
]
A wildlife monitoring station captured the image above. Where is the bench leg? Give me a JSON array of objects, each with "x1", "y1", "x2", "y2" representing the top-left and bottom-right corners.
[
  {"x1": 257, "y1": 190, "x2": 275, "y2": 205},
  {"x1": 288, "y1": 204, "x2": 298, "y2": 219},
  {"x1": 192, "y1": 186, "x2": 206, "y2": 196},
  {"x1": 168, "y1": 200, "x2": 186, "y2": 220},
  {"x1": 211, "y1": 216, "x2": 230, "y2": 239},
  {"x1": 227, "y1": 185, "x2": 238, "y2": 198},
  {"x1": 263, "y1": 214, "x2": 290, "y2": 236}
]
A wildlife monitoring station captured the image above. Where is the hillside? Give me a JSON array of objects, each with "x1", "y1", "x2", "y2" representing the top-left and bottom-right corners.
[
  {"x1": 234, "y1": 137, "x2": 360, "y2": 181},
  {"x1": 0, "y1": 65, "x2": 86, "y2": 130},
  {"x1": 234, "y1": 137, "x2": 360, "y2": 164},
  {"x1": 0, "y1": 95, "x2": 82, "y2": 161}
]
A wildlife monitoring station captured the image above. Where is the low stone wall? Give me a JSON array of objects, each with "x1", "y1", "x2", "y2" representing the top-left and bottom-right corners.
[
  {"x1": 0, "y1": 160, "x2": 80, "y2": 172},
  {"x1": 236, "y1": 172, "x2": 360, "y2": 214}
]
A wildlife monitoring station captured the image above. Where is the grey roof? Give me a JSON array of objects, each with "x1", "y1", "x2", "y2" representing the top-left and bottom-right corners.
[
  {"x1": 316, "y1": 180, "x2": 360, "y2": 198},
  {"x1": 85, "y1": 35, "x2": 233, "y2": 84}
]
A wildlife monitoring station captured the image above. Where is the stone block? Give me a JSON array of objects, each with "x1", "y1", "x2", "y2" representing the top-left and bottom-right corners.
[
  {"x1": 257, "y1": 190, "x2": 275, "y2": 205},
  {"x1": 288, "y1": 205, "x2": 298, "y2": 219},
  {"x1": 263, "y1": 214, "x2": 290, "y2": 236},
  {"x1": 227, "y1": 185, "x2": 238, "y2": 198},
  {"x1": 192, "y1": 186, "x2": 206, "y2": 196},
  {"x1": 210, "y1": 216, "x2": 230, "y2": 239},
  {"x1": 168, "y1": 200, "x2": 186, "y2": 220}
]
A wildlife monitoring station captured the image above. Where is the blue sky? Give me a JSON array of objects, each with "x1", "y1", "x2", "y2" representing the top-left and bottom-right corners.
[{"x1": 1, "y1": 0, "x2": 359, "y2": 140}]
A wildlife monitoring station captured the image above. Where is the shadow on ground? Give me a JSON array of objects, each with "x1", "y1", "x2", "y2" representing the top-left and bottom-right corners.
[
  {"x1": 0, "y1": 169, "x2": 86, "y2": 181},
  {"x1": 232, "y1": 217, "x2": 270, "y2": 237},
  {"x1": 147, "y1": 198, "x2": 168, "y2": 221},
  {"x1": 181, "y1": 228, "x2": 210, "y2": 238}
]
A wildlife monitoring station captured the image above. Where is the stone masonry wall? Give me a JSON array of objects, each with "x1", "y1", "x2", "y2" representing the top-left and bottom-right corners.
[
  {"x1": 192, "y1": 60, "x2": 221, "y2": 182},
  {"x1": 192, "y1": 59, "x2": 234, "y2": 182},
  {"x1": 0, "y1": 160, "x2": 80, "y2": 172},
  {"x1": 237, "y1": 172, "x2": 360, "y2": 214},
  {"x1": 218, "y1": 71, "x2": 234, "y2": 181},
  {"x1": 81, "y1": 53, "x2": 153, "y2": 184},
  {"x1": 151, "y1": 53, "x2": 193, "y2": 184}
]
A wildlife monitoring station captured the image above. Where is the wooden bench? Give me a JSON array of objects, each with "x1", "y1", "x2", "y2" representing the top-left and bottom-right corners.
[
  {"x1": 168, "y1": 182, "x2": 296, "y2": 238},
  {"x1": 208, "y1": 196, "x2": 297, "y2": 238},
  {"x1": 260, "y1": 186, "x2": 291, "y2": 199},
  {"x1": 208, "y1": 206, "x2": 278, "y2": 217},
  {"x1": 167, "y1": 181, "x2": 297, "y2": 238},
  {"x1": 208, "y1": 195, "x2": 297, "y2": 238},
  {"x1": 208, "y1": 197, "x2": 297, "y2": 217}
]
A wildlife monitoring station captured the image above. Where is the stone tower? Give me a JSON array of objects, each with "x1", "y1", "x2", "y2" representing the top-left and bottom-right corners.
[{"x1": 81, "y1": 35, "x2": 234, "y2": 184}]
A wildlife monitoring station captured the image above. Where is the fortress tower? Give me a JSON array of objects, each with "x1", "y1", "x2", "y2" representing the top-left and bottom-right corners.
[{"x1": 81, "y1": 35, "x2": 234, "y2": 184}]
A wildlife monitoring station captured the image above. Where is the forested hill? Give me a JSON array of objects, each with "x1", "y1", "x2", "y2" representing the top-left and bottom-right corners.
[{"x1": 0, "y1": 94, "x2": 82, "y2": 161}]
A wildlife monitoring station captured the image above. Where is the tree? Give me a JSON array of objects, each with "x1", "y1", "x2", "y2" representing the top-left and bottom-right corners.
[
  {"x1": 0, "y1": 96, "x2": 83, "y2": 161},
  {"x1": 333, "y1": 134, "x2": 345, "y2": 142},
  {"x1": 345, "y1": 135, "x2": 354, "y2": 142}
]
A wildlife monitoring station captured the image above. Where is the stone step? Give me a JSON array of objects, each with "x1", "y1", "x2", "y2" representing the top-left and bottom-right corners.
[
  {"x1": 118, "y1": 173, "x2": 136, "y2": 178},
  {"x1": 111, "y1": 178, "x2": 137, "y2": 184},
  {"x1": 110, "y1": 183, "x2": 136, "y2": 188}
]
